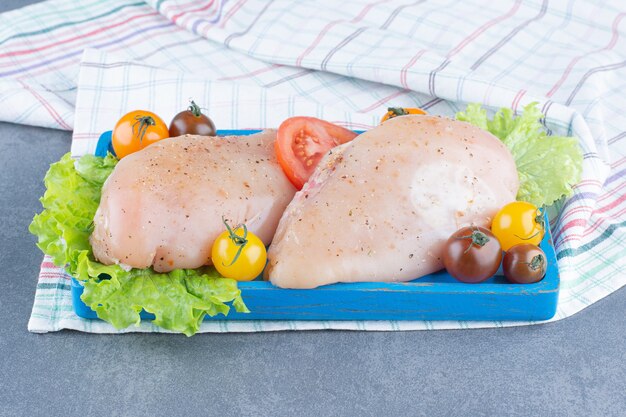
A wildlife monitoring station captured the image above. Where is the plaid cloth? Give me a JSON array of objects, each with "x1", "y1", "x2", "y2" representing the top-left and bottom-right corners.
[{"x1": 3, "y1": 0, "x2": 622, "y2": 333}]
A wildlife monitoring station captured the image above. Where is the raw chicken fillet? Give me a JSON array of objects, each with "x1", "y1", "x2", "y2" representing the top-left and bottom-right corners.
[
  {"x1": 267, "y1": 115, "x2": 519, "y2": 289},
  {"x1": 90, "y1": 130, "x2": 296, "y2": 272}
]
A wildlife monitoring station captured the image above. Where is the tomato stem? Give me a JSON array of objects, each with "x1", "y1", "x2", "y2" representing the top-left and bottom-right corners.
[
  {"x1": 514, "y1": 207, "x2": 546, "y2": 241},
  {"x1": 132, "y1": 115, "x2": 156, "y2": 143},
  {"x1": 525, "y1": 254, "x2": 546, "y2": 272},
  {"x1": 535, "y1": 206, "x2": 546, "y2": 232},
  {"x1": 222, "y1": 216, "x2": 248, "y2": 267},
  {"x1": 456, "y1": 228, "x2": 490, "y2": 254},
  {"x1": 188, "y1": 100, "x2": 202, "y2": 117},
  {"x1": 387, "y1": 107, "x2": 408, "y2": 118}
]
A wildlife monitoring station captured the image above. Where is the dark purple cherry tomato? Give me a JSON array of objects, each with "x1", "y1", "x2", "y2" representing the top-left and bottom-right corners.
[
  {"x1": 169, "y1": 100, "x2": 216, "y2": 137},
  {"x1": 503, "y1": 244, "x2": 547, "y2": 284},
  {"x1": 443, "y1": 226, "x2": 503, "y2": 283}
]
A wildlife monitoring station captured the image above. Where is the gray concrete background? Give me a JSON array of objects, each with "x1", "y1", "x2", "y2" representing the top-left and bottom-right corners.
[{"x1": 1, "y1": 1, "x2": 625, "y2": 416}]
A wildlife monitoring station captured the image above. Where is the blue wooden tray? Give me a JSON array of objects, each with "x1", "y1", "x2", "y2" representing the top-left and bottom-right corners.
[{"x1": 72, "y1": 130, "x2": 560, "y2": 322}]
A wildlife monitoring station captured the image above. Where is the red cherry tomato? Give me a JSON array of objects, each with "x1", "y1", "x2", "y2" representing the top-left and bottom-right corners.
[
  {"x1": 169, "y1": 101, "x2": 216, "y2": 137},
  {"x1": 443, "y1": 226, "x2": 503, "y2": 283},
  {"x1": 503, "y1": 244, "x2": 547, "y2": 284}
]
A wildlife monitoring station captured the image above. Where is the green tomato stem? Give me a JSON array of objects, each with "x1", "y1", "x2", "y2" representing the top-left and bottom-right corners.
[
  {"x1": 188, "y1": 100, "x2": 202, "y2": 117},
  {"x1": 456, "y1": 228, "x2": 490, "y2": 254},
  {"x1": 387, "y1": 107, "x2": 409, "y2": 117},
  {"x1": 132, "y1": 115, "x2": 156, "y2": 143},
  {"x1": 221, "y1": 216, "x2": 248, "y2": 267}
]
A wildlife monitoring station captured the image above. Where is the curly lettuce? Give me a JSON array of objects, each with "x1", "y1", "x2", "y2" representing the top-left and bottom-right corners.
[
  {"x1": 29, "y1": 153, "x2": 247, "y2": 336},
  {"x1": 456, "y1": 103, "x2": 582, "y2": 207}
]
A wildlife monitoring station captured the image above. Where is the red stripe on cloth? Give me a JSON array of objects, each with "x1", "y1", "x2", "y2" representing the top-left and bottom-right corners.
[
  {"x1": 379, "y1": 0, "x2": 425, "y2": 30},
  {"x1": 557, "y1": 207, "x2": 626, "y2": 245},
  {"x1": 162, "y1": 0, "x2": 203, "y2": 15},
  {"x1": 263, "y1": 69, "x2": 311, "y2": 88},
  {"x1": 172, "y1": 0, "x2": 215, "y2": 25},
  {"x1": 218, "y1": 64, "x2": 283, "y2": 81},
  {"x1": 577, "y1": 179, "x2": 603, "y2": 186},
  {"x1": 448, "y1": 0, "x2": 523, "y2": 58},
  {"x1": 556, "y1": 185, "x2": 624, "y2": 223},
  {"x1": 611, "y1": 156, "x2": 625, "y2": 168},
  {"x1": 351, "y1": 0, "x2": 387, "y2": 23},
  {"x1": 295, "y1": 0, "x2": 383, "y2": 67},
  {"x1": 218, "y1": 0, "x2": 248, "y2": 29},
  {"x1": 593, "y1": 194, "x2": 626, "y2": 214},
  {"x1": 296, "y1": 20, "x2": 342, "y2": 67},
  {"x1": 330, "y1": 121, "x2": 375, "y2": 130},
  {"x1": 561, "y1": 204, "x2": 594, "y2": 218},
  {"x1": 565, "y1": 59, "x2": 626, "y2": 105},
  {"x1": 359, "y1": 89, "x2": 410, "y2": 113},
  {"x1": 560, "y1": 198, "x2": 626, "y2": 237},
  {"x1": 511, "y1": 89, "x2": 527, "y2": 112},
  {"x1": 38, "y1": 272, "x2": 71, "y2": 280},
  {"x1": 0, "y1": 6, "x2": 140, "y2": 49},
  {"x1": 555, "y1": 191, "x2": 625, "y2": 240},
  {"x1": 320, "y1": 27, "x2": 367, "y2": 71},
  {"x1": 555, "y1": 215, "x2": 590, "y2": 242},
  {"x1": 547, "y1": 12, "x2": 626, "y2": 98},
  {"x1": 558, "y1": 218, "x2": 591, "y2": 235},
  {"x1": 71, "y1": 133, "x2": 100, "y2": 139},
  {"x1": 154, "y1": 0, "x2": 198, "y2": 16},
  {"x1": 224, "y1": 0, "x2": 275, "y2": 47},
  {"x1": 18, "y1": 80, "x2": 71, "y2": 130},
  {"x1": 0, "y1": 11, "x2": 160, "y2": 59},
  {"x1": 471, "y1": 0, "x2": 548, "y2": 71},
  {"x1": 553, "y1": 211, "x2": 592, "y2": 243},
  {"x1": 601, "y1": 184, "x2": 626, "y2": 202},
  {"x1": 400, "y1": 50, "x2": 426, "y2": 89},
  {"x1": 19, "y1": 23, "x2": 178, "y2": 80}
]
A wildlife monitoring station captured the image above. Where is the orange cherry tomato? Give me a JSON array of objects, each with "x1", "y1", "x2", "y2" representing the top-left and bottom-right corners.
[
  {"x1": 380, "y1": 107, "x2": 427, "y2": 123},
  {"x1": 112, "y1": 110, "x2": 169, "y2": 159}
]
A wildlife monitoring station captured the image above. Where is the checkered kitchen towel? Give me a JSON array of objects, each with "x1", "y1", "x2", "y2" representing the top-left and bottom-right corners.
[{"x1": 2, "y1": 0, "x2": 621, "y2": 332}]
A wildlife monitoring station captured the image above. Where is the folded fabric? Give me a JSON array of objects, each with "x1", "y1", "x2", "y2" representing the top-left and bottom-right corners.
[{"x1": 1, "y1": 0, "x2": 619, "y2": 333}]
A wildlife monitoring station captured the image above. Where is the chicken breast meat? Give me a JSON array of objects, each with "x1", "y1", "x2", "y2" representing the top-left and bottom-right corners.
[
  {"x1": 266, "y1": 115, "x2": 519, "y2": 289},
  {"x1": 90, "y1": 130, "x2": 296, "y2": 272}
]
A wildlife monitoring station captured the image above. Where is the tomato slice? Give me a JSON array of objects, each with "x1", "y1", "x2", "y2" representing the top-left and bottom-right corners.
[{"x1": 275, "y1": 117, "x2": 358, "y2": 189}]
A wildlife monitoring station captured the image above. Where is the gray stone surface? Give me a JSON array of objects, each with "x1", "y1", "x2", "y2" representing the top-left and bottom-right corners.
[{"x1": 1, "y1": 1, "x2": 625, "y2": 416}]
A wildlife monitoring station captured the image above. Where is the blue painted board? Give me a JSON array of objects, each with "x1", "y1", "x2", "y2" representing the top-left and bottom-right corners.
[{"x1": 71, "y1": 130, "x2": 560, "y2": 322}]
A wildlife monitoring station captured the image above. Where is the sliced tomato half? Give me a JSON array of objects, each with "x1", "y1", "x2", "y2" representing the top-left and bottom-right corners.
[{"x1": 275, "y1": 117, "x2": 358, "y2": 189}]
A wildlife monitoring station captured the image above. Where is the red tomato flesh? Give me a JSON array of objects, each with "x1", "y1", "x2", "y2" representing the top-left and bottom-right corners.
[{"x1": 275, "y1": 117, "x2": 358, "y2": 189}]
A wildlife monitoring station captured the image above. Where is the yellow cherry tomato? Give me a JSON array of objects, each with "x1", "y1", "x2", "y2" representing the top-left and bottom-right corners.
[
  {"x1": 380, "y1": 107, "x2": 426, "y2": 123},
  {"x1": 491, "y1": 201, "x2": 545, "y2": 251},
  {"x1": 112, "y1": 110, "x2": 169, "y2": 159},
  {"x1": 211, "y1": 219, "x2": 267, "y2": 281}
]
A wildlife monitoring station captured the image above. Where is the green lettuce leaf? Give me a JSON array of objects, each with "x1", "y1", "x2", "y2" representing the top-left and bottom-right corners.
[
  {"x1": 457, "y1": 102, "x2": 583, "y2": 207},
  {"x1": 29, "y1": 153, "x2": 247, "y2": 336}
]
